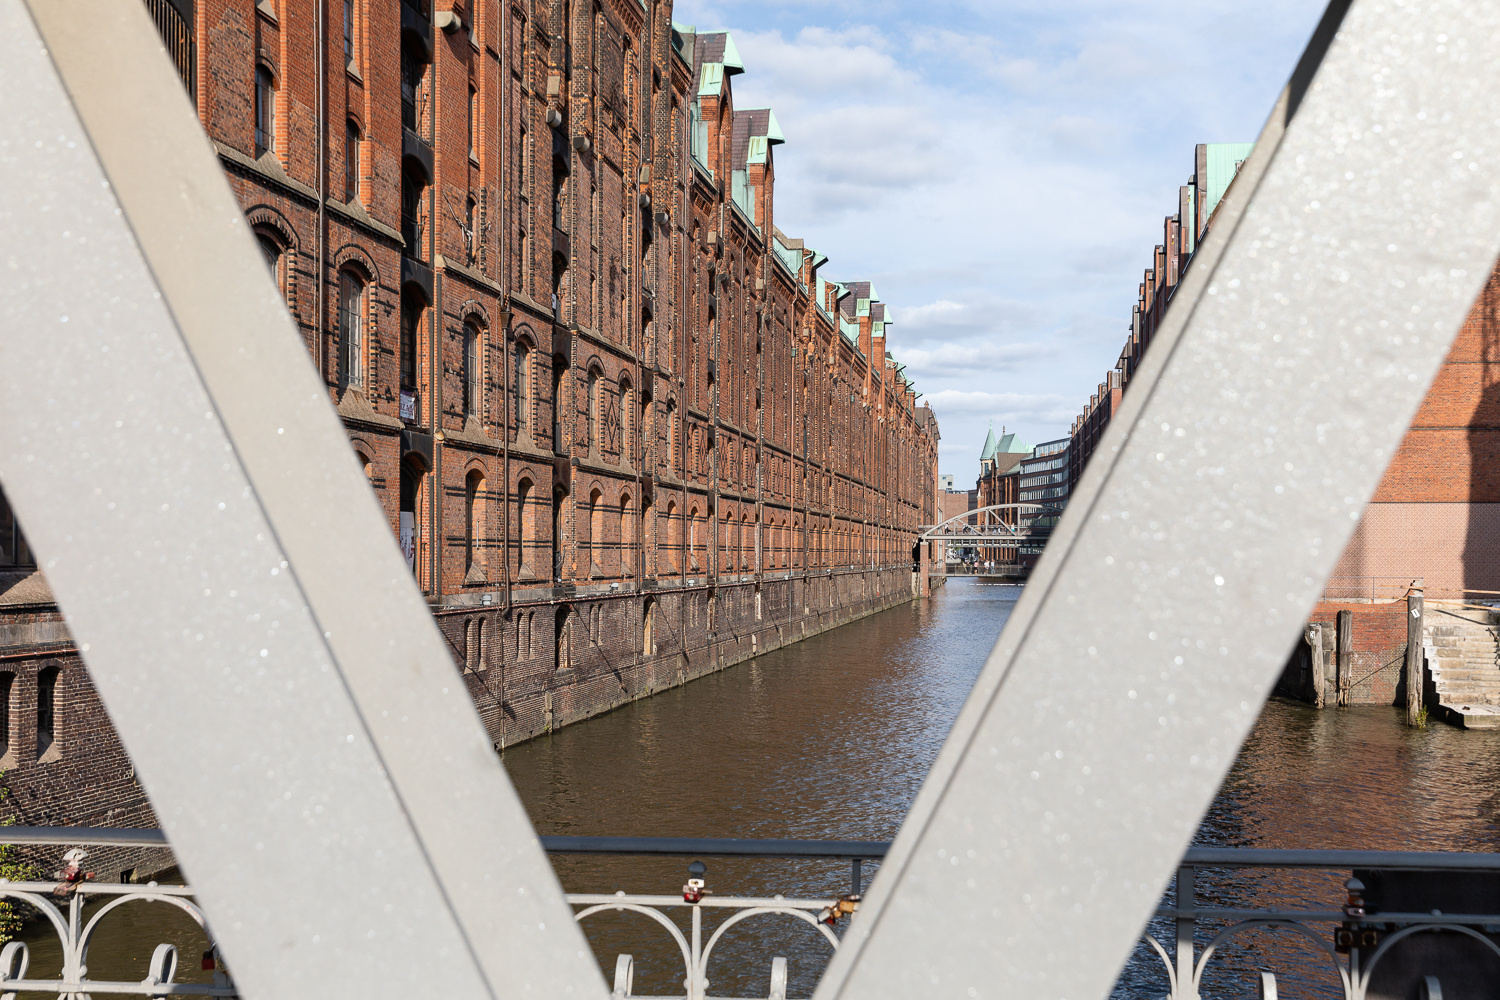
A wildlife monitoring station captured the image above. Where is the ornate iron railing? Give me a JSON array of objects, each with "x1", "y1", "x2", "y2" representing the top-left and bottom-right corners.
[{"x1": 3, "y1": 831, "x2": 1497, "y2": 1000}]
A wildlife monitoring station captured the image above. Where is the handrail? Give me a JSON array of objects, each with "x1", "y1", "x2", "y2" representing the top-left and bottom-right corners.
[
  {"x1": 539, "y1": 836, "x2": 890, "y2": 859},
  {"x1": 0, "y1": 825, "x2": 169, "y2": 847},
  {"x1": 6, "y1": 827, "x2": 1500, "y2": 872}
]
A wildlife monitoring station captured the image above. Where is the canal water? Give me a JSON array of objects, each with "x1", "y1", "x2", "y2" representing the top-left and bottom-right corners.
[
  {"x1": 500, "y1": 577, "x2": 1500, "y2": 999},
  {"x1": 15, "y1": 578, "x2": 1500, "y2": 997}
]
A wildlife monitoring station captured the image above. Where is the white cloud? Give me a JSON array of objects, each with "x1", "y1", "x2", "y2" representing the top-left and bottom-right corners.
[
  {"x1": 671, "y1": 0, "x2": 1327, "y2": 479},
  {"x1": 896, "y1": 340, "x2": 1055, "y2": 380}
]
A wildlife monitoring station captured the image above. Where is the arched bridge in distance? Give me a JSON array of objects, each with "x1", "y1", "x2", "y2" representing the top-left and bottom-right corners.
[{"x1": 918, "y1": 503, "x2": 1064, "y2": 580}]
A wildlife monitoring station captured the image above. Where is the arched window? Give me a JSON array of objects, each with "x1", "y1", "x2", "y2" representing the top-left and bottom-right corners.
[
  {"x1": 665, "y1": 500, "x2": 678, "y2": 573},
  {"x1": 256, "y1": 232, "x2": 281, "y2": 275},
  {"x1": 555, "y1": 605, "x2": 572, "y2": 671},
  {"x1": 462, "y1": 322, "x2": 482, "y2": 418},
  {"x1": 36, "y1": 665, "x2": 59, "y2": 758},
  {"x1": 516, "y1": 478, "x2": 533, "y2": 577},
  {"x1": 619, "y1": 493, "x2": 633, "y2": 577},
  {"x1": 665, "y1": 398, "x2": 678, "y2": 473},
  {"x1": 464, "y1": 470, "x2": 485, "y2": 581},
  {"x1": 254, "y1": 65, "x2": 276, "y2": 155},
  {"x1": 514, "y1": 341, "x2": 531, "y2": 436},
  {"x1": 688, "y1": 506, "x2": 700, "y2": 572},
  {"x1": 338, "y1": 271, "x2": 365, "y2": 389},
  {"x1": 587, "y1": 368, "x2": 602, "y2": 454},
  {"x1": 345, "y1": 120, "x2": 362, "y2": 203},
  {"x1": 588, "y1": 488, "x2": 604, "y2": 577},
  {"x1": 401, "y1": 38, "x2": 427, "y2": 132}
]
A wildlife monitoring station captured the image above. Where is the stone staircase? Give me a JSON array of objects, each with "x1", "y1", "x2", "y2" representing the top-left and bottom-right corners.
[{"x1": 1423, "y1": 605, "x2": 1500, "y2": 729}]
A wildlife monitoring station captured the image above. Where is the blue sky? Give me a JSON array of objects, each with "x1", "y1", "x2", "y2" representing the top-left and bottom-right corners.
[{"x1": 672, "y1": 0, "x2": 1330, "y2": 486}]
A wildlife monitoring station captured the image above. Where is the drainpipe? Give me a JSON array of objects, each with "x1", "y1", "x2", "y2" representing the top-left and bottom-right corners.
[
  {"x1": 499, "y1": 0, "x2": 511, "y2": 618},
  {"x1": 635, "y1": 9, "x2": 650, "y2": 592},
  {"x1": 427, "y1": 3, "x2": 442, "y2": 603},
  {"x1": 315, "y1": 0, "x2": 326, "y2": 382}
]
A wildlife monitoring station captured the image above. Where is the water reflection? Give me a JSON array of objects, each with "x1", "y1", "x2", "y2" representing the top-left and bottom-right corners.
[
  {"x1": 503, "y1": 578, "x2": 1019, "y2": 997},
  {"x1": 26, "y1": 579, "x2": 1500, "y2": 997},
  {"x1": 503, "y1": 579, "x2": 1500, "y2": 998}
]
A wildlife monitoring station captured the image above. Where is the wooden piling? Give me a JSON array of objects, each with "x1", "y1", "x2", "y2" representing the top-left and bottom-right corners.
[
  {"x1": 1405, "y1": 586, "x2": 1424, "y2": 726},
  {"x1": 1336, "y1": 609, "x2": 1352, "y2": 707},
  {"x1": 1307, "y1": 622, "x2": 1326, "y2": 708}
]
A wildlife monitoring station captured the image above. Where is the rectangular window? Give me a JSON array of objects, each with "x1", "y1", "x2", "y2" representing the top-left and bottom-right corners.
[
  {"x1": 36, "y1": 667, "x2": 57, "y2": 758},
  {"x1": 469, "y1": 86, "x2": 479, "y2": 159},
  {"x1": 515, "y1": 346, "x2": 530, "y2": 434},
  {"x1": 400, "y1": 302, "x2": 419, "y2": 390},
  {"x1": 344, "y1": 0, "x2": 354, "y2": 62},
  {"x1": 345, "y1": 122, "x2": 361, "y2": 203},
  {"x1": 254, "y1": 66, "x2": 275, "y2": 155},
  {"x1": 0, "y1": 488, "x2": 31, "y2": 568},
  {"x1": 339, "y1": 273, "x2": 365, "y2": 389},
  {"x1": 463, "y1": 324, "x2": 481, "y2": 417},
  {"x1": 0, "y1": 673, "x2": 12, "y2": 757}
]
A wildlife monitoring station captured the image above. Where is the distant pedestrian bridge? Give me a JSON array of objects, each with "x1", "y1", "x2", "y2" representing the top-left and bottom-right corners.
[
  {"x1": 921, "y1": 504, "x2": 1063, "y2": 581},
  {"x1": 918, "y1": 503, "x2": 1063, "y2": 543}
]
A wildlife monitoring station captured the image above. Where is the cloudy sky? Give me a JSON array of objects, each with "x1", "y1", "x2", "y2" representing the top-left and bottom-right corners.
[{"x1": 672, "y1": 0, "x2": 1329, "y2": 485}]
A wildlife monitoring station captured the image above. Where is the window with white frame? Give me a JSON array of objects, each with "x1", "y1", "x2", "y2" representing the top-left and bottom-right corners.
[{"x1": 338, "y1": 271, "x2": 365, "y2": 390}]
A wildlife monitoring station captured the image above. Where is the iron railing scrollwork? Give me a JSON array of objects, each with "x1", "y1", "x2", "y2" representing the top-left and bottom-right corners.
[{"x1": 3, "y1": 831, "x2": 1498, "y2": 999}]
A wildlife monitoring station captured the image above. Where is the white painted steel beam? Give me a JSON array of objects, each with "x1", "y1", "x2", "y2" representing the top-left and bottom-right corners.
[
  {"x1": 6, "y1": 0, "x2": 1500, "y2": 999},
  {"x1": 0, "y1": 3, "x2": 603, "y2": 999},
  {"x1": 817, "y1": 1, "x2": 1500, "y2": 997}
]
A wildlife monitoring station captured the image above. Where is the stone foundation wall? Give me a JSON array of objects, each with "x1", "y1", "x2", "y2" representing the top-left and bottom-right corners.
[
  {"x1": 437, "y1": 565, "x2": 919, "y2": 747},
  {"x1": 0, "y1": 564, "x2": 920, "y2": 879}
]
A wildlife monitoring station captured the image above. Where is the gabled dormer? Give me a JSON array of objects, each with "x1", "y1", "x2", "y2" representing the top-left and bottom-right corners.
[
  {"x1": 687, "y1": 31, "x2": 743, "y2": 182},
  {"x1": 731, "y1": 108, "x2": 783, "y2": 235}
]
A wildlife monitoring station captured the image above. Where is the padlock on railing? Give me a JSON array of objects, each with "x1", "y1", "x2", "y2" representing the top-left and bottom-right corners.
[
  {"x1": 816, "y1": 894, "x2": 860, "y2": 926},
  {"x1": 682, "y1": 860, "x2": 712, "y2": 903}
]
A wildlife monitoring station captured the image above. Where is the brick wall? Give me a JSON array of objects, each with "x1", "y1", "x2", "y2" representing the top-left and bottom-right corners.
[
  {"x1": 1278, "y1": 601, "x2": 1410, "y2": 706},
  {"x1": 0, "y1": 0, "x2": 941, "y2": 866}
]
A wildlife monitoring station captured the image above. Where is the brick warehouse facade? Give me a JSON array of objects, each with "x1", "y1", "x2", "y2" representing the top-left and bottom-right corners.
[
  {"x1": 1051, "y1": 137, "x2": 1500, "y2": 708},
  {"x1": 0, "y1": 0, "x2": 939, "y2": 850}
]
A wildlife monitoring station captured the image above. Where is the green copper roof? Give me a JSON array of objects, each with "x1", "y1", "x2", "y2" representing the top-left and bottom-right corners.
[
  {"x1": 765, "y1": 110, "x2": 785, "y2": 145},
  {"x1": 1204, "y1": 142, "x2": 1255, "y2": 220},
  {"x1": 995, "y1": 432, "x2": 1030, "y2": 455},
  {"x1": 979, "y1": 422, "x2": 999, "y2": 460},
  {"x1": 720, "y1": 33, "x2": 745, "y2": 75}
]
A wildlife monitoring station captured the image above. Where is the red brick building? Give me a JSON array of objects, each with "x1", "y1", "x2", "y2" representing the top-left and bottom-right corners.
[
  {"x1": 0, "y1": 0, "x2": 939, "y2": 845},
  {"x1": 1329, "y1": 273, "x2": 1500, "y2": 598},
  {"x1": 1050, "y1": 137, "x2": 1500, "y2": 708}
]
